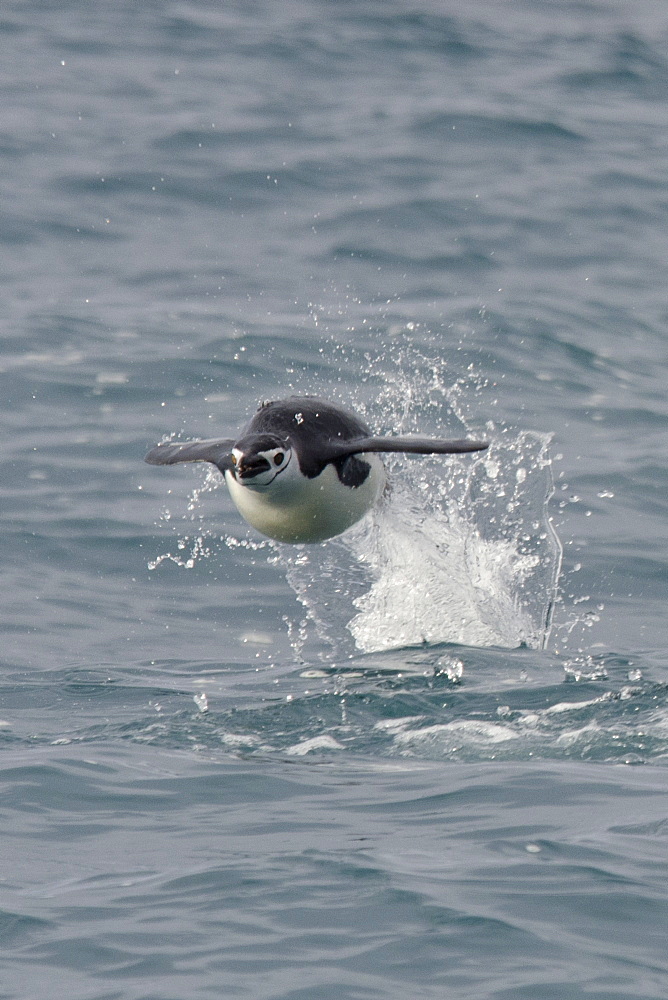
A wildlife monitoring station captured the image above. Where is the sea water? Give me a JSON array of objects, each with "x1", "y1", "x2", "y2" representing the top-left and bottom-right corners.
[{"x1": 2, "y1": 1, "x2": 668, "y2": 997}]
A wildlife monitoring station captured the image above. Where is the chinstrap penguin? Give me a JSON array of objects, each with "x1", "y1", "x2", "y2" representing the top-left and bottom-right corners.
[{"x1": 145, "y1": 396, "x2": 488, "y2": 543}]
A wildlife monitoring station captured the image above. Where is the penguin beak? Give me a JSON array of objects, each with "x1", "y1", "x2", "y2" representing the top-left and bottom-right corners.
[{"x1": 236, "y1": 456, "x2": 271, "y2": 481}]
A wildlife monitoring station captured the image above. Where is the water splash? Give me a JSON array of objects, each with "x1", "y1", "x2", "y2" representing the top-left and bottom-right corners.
[
  {"x1": 280, "y1": 433, "x2": 559, "y2": 654},
  {"x1": 279, "y1": 348, "x2": 561, "y2": 656},
  {"x1": 147, "y1": 533, "x2": 213, "y2": 570},
  {"x1": 147, "y1": 463, "x2": 226, "y2": 570},
  {"x1": 348, "y1": 492, "x2": 542, "y2": 652}
]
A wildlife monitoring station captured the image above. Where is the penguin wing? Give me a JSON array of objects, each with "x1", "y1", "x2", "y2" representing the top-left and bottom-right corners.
[
  {"x1": 144, "y1": 437, "x2": 235, "y2": 473},
  {"x1": 326, "y1": 435, "x2": 489, "y2": 460}
]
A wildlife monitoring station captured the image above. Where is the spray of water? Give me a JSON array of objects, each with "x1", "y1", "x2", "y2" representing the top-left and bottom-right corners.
[
  {"x1": 279, "y1": 343, "x2": 562, "y2": 655},
  {"x1": 279, "y1": 428, "x2": 560, "y2": 655}
]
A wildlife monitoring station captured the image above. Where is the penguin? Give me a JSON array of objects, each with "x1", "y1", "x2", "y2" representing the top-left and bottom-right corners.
[{"x1": 144, "y1": 396, "x2": 488, "y2": 544}]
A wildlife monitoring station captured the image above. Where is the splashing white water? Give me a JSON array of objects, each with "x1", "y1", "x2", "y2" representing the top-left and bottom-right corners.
[
  {"x1": 347, "y1": 497, "x2": 539, "y2": 652},
  {"x1": 280, "y1": 428, "x2": 560, "y2": 655},
  {"x1": 278, "y1": 335, "x2": 561, "y2": 659}
]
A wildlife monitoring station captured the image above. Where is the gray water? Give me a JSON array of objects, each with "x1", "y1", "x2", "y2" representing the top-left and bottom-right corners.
[{"x1": 2, "y1": 1, "x2": 668, "y2": 997}]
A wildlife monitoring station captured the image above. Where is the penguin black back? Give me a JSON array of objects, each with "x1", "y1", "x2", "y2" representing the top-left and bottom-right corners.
[{"x1": 246, "y1": 397, "x2": 373, "y2": 479}]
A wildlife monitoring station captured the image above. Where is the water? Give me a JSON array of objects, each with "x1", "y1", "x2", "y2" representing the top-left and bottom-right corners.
[{"x1": 2, "y1": 0, "x2": 668, "y2": 996}]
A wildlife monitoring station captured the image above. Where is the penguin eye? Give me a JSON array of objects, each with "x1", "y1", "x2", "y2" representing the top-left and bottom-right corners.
[
  {"x1": 273, "y1": 451, "x2": 285, "y2": 466},
  {"x1": 231, "y1": 454, "x2": 237, "y2": 466}
]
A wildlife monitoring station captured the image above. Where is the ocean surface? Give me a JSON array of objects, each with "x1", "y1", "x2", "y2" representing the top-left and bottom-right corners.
[{"x1": 2, "y1": 0, "x2": 668, "y2": 996}]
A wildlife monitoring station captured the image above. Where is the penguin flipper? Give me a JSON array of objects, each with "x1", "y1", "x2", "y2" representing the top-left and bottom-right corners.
[
  {"x1": 144, "y1": 437, "x2": 235, "y2": 473},
  {"x1": 332, "y1": 435, "x2": 489, "y2": 458}
]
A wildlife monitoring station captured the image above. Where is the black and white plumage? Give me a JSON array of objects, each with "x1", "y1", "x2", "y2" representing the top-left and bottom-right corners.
[{"x1": 145, "y1": 396, "x2": 488, "y2": 543}]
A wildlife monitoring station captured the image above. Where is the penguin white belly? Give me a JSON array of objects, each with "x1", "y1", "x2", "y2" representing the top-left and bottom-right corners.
[{"x1": 224, "y1": 455, "x2": 385, "y2": 543}]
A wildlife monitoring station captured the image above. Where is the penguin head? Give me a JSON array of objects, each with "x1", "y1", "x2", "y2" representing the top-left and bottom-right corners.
[{"x1": 230, "y1": 433, "x2": 293, "y2": 489}]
